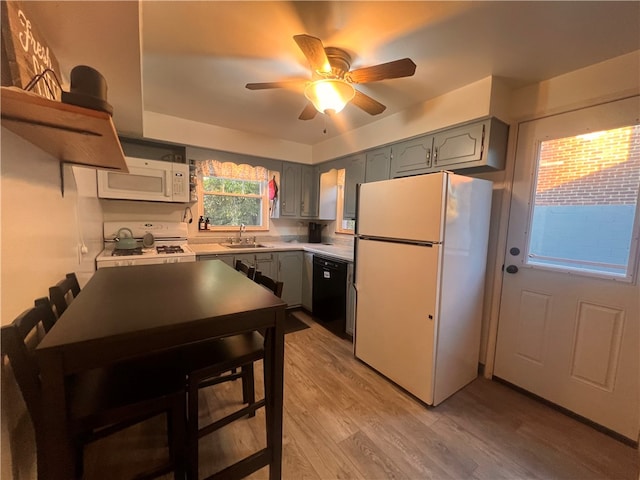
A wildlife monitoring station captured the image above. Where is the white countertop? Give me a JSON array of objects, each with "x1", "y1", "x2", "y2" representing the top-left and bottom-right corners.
[{"x1": 189, "y1": 241, "x2": 354, "y2": 262}]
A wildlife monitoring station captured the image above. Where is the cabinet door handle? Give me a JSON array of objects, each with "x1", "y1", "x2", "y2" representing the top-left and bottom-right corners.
[
  {"x1": 426, "y1": 148, "x2": 431, "y2": 161},
  {"x1": 433, "y1": 148, "x2": 438, "y2": 164}
]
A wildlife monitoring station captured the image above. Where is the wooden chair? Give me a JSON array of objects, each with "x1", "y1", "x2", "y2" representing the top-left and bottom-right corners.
[
  {"x1": 235, "y1": 259, "x2": 256, "y2": 280},
  {"x1": 183, "y1": 271, "x2": 284, "y2": 478},
  {"x1": 254, "y1": 271, "x2": 284, "y2": 298},
  {"x1": 183, "y1": 333, "x2": 265, "y2": 479},
  {"x1": 1, "y1": 298, "x2": 187, "y2": 479},
  {"x1": 48, "y1": 272, "x2": 81, "y2": 320}
]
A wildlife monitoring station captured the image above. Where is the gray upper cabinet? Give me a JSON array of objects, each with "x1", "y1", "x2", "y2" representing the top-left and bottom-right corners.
[
  {"x1": 390, "y1": 135, "x2": 434, "y2": 178},
  {"x1": 440, "y1": 117, "x2": 509, "y2": 172},
  {"x1": 343, "y1": 154, "x2": 366, "y2": 219},
  {"x1": 432, "y1": 121, "x2": 485, "y2": 169},
  {"x1": 281, "y1": 163, "x2": 320, "y2": 218},
  {"x1": 365, "y1": 147, "x2": 391, "y2": 183},
  {"x1": 300, "y1": 165, "x2": 319, "y2": 217},
  {"x1": 389, "y1": 117, "x2": 508, "y2": 177},
  {"x1": 280, "y1": 163, "x2": 300, "y2": 217}
]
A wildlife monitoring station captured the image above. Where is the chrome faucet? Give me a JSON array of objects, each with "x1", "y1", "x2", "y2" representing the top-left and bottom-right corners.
[{"x1": 239, "y1": 223, "x2": 246, "y2": 242}]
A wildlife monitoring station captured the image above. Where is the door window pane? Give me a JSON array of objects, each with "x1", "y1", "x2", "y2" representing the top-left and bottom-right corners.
[{"x1": 527, "y1": 125, "x2": 640, "y2": 279}]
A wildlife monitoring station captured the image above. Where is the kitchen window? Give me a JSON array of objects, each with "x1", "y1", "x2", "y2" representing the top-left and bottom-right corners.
[
  {"x1": 197, "y1": 160, "x2": 270, "y2": 231},
  {"x1": 526, "y1": 124, "x2": 640, "y2": 279}
]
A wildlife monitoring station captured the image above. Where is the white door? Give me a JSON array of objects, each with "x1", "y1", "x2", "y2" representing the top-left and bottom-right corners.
[
  {"x1": 355, "y1": 238, "x2": 440, "y2": 404},
  {"x1": 494, "y1": 97, "x2": 640, "y2": 441}
]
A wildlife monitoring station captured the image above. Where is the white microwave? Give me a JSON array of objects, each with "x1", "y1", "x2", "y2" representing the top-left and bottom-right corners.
[{"x1": 97, "y1": 157, "x2": 190, "y2": 203}]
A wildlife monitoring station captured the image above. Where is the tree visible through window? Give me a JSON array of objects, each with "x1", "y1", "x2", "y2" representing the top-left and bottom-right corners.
[
  {"x1": 202, "y1": 177, "x2": 265, "y2": 227},
  {"x1": 197, "y1": 160, "x2": 270, "y2": 230}
]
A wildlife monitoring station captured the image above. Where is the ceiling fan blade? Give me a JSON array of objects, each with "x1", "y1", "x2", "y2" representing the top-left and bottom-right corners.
[
  {"x1": 351, "y1": 90, "x2": 386, "y2": 115},
  {"x1": 245, "y1": 81, "x2": 304, "y2": 90},
  {"x1": 298, "y1": 102, "x2": 318, "y2": 120},
  {"x1": 293, "y1": 34, "x2": 332, "y2": 74},
  {"x1": 348, "y1": 58, "x2": 417, "y2": 84}
]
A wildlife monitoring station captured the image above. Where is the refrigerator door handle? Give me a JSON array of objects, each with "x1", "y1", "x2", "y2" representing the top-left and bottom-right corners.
[
  {"x1": 352, "y1": 282, "x2": 358, "y2": 353},
  {"x1": 357, "y1": 235, "x2": 438, "y2": 247}
]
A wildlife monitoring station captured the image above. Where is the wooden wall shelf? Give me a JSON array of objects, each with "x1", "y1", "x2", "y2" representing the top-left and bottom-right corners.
[{"x1": 1, "y1": 86, "x2": 127, "y2": 172}]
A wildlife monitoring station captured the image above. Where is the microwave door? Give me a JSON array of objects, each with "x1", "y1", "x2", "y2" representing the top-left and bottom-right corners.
[
  {"x1": 109, "y1": 167, "x2": 164, "y2": 201},
  {"x1": 97, "y1": 157, "x2": 189, "y2": 202}
]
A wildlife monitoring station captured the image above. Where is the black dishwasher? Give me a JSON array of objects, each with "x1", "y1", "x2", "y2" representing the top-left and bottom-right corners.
[{"x1": 312, "y1": 255, "x2": 347, "y2": 335}]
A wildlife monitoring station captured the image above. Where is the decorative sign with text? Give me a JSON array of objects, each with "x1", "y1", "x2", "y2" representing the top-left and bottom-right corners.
[{"x1": 1, "y1": 0, "x2": 61, "y2": 100}]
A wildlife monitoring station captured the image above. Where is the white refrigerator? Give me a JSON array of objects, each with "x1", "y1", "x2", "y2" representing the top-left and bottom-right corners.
[{"x1": 354, "y1": 171, "x2": 492, "y2": 406}]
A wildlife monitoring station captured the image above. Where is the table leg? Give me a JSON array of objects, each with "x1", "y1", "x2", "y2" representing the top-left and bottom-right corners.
[
  {"x1": 264, "y1": 309, "x2": 285, "y2": 480},
  {"x1": 37, "y1": 351, "x2": 76, "y2": 479}
]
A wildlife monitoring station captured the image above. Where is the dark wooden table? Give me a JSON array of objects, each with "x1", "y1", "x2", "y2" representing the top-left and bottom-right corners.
[{"x1": 36, "y1": 260, "x2": 287, "y2": 479}]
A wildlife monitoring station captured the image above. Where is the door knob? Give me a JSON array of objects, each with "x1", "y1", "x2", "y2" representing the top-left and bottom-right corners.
[{"x1": 505, "y1": 265, "x2": 518, "y2": 274}]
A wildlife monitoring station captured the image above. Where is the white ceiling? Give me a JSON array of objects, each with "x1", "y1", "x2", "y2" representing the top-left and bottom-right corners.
[{"x1": 22, "y1": 1, "x2": 640, "y2": 147}]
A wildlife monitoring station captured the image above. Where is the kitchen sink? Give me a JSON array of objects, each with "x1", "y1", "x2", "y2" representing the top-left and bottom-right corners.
[{"x1": 220, "y1": 243, "x2": 267, "y2": 249}]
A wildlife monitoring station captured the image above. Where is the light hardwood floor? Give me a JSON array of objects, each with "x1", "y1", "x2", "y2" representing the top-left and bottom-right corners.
[{"x1": 84, "y1": 311, "x2": 639, "y2": 479}]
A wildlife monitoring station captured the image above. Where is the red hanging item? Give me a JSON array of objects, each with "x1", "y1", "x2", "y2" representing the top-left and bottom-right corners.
[
  {"x1": 268, "y1": 176, "x2": 278, "y2": 216},
  {"x1": 268, "y1": 176, "x2": 278, "y2": 200}
]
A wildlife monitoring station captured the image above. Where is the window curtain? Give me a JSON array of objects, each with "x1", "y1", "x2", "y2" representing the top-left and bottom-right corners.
[{"x1": 197, "y1": 160, "x2": 268, "y2": 181}]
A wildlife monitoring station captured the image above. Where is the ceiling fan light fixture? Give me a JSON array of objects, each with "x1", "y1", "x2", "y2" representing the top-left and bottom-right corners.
[{"x1": 304, "y1": 79, "x2": 355, "y2": 115}]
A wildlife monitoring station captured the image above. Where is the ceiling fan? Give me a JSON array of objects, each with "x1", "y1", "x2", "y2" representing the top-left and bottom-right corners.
[{"x1": 246, "y1": 34, "x2": 417, "y2": 120}]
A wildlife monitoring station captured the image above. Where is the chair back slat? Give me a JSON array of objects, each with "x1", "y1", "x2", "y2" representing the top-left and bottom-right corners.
[
  {"x1": 0, "y1": 298, "x2": 54, "y2": 427},
  {"x1": 235, "y1": 260, "x2": 256, "y2": 280},
  {"x1": 49, "y1": 272, "x2": 81, "y2": 319},
  {"x1": 254, "y1": 272, "x2": 284, "y2": 298}
]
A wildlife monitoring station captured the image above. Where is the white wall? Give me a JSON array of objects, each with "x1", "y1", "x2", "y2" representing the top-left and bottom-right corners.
[
  {"x1": 1, "y1": 129, "x2": 104, "y2": 480},
  {"x1": 1, "y1": 131, "x2": 103, "y2": 324},
  {"x1": 312, "y1": 76, "x2": 495, "y2": 162},
  {"x1": 143, "y1": 111, "x2": 313, "y2": 164}
]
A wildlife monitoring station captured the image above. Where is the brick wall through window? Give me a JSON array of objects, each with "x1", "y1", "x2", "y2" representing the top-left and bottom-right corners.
[{"x1": 535, "y1": 125, "x2": 640, "y2": 206}]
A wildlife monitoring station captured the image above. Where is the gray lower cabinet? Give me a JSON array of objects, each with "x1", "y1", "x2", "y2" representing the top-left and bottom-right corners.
[
  {"x1": 254, "y1": 252, "x2": 278, "y2": 280},
  {"x1": 365, "y1": 147, "x2": 391, "y2": 183},
  {"x1": 197, "y1": 254, "x2": 235, "y2": 267},
  {"x1": 346, "y1": 262, "x2": 355, "y2": 338},
  {"x1": 302, "y1": 252, "x2": 313, "y2": 311},
  {"x1": 343, "y1": 154, "x2": 366, "y2": 219},
  {"x1": 235, "y1": 252, "x2": 278, "y2": 280},
  {"x1": 278, "y1": 251, "x2": 303, "y2": 307}
]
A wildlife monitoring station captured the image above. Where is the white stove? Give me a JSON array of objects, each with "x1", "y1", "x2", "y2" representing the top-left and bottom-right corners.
[{"x1": 96, "y1": 221, "x2": 196, "y2": 269}]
